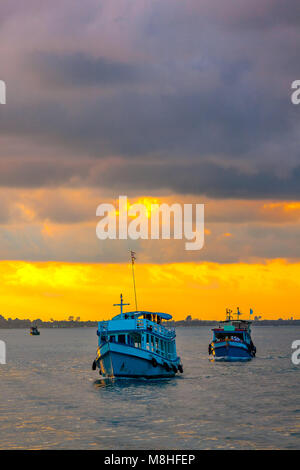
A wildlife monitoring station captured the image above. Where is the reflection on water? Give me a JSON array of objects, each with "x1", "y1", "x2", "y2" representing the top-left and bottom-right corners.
[
  {"x1": 0, "y1": 327, "x2": 299, "y2": 449},
  {"x1": 93, "y1": 376, "x2": 178, "y2": 389}
]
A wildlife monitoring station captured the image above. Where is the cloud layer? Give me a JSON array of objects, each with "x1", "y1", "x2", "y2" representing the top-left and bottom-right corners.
[
  {"x1": 1, "y1": 0, "x2": 300, "y2": 195},
  {"x1": 0, "y1": 1, "x2": 300, "y2": 262}
]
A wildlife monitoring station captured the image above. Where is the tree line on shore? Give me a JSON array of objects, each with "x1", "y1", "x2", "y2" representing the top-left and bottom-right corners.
[{"x1": 0, "y1": 314, "x2": 299, "y2": 328}]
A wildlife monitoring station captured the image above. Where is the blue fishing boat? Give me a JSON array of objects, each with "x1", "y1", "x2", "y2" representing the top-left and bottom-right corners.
[
  {"x1": 92, "y1": 251, "x2": 183, "y2": 378},
  {"x1": 208, "y1": 308, "x2": 256, "y2": 361},
  {"x1": 92, "y1": 293, "x2": 183, "y2": 378}
]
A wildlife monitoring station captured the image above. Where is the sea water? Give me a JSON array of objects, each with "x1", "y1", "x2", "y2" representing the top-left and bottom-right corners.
[{"x1": 0, "y1": 327, "x2": 299, "y2": 449}]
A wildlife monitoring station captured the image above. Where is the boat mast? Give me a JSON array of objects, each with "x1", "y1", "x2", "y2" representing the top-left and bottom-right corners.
[
  {"x1": 226, "y1": 308, "x2": 233, "y2": 320},
  {"x1": 129, "y1": 249, "x2": 138, "y2": 311},
  {"x1": 113, "y1": 293, "x2": 130, "y2": 315}
]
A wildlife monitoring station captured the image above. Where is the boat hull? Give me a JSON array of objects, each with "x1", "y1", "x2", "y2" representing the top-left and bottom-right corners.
[
  {"x1": 97, "y1": 342, "x2": 177, "y2": 378},
  {"x1": 211, "y1": 341, "x2": 253, "y2": 362}
]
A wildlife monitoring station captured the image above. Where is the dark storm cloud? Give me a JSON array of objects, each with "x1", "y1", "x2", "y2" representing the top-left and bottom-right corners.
[
  {"x1": 228, "y1": 0, "x2": 300, "y2": 30},
  {"x1": 1, "y1": 155, "x2": 300, "y2": 201},
  {"x1": 0, "y1": 0, "x2": 300, "y2": 199},
  {"x1": 32, "y1": 51, "x2": 144, "y2": 87},
  {"x1": 93, "y1": 161, "x2": 300, "y2": 200},
  {"x1": 0, "y1": 85, "x2": 295, "y2": 162},
  {"x1": 0, "y1": 159, "x2": 89, "y2": 187}
]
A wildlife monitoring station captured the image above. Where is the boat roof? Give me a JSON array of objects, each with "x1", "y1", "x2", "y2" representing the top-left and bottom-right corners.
[
  {"x1": 213, "y1": 328, "x2": 247, "y2": 332},
  {"x1": 112, "y1": 311, "x2": 172, "y2": 320},
  {"x1": 213, "y1": 319, "x2": 251, "y2": 332},
  {"x1": 220, "y1": 319, "x2": 251, "y2": 323},
  {"x1": 218, "y1": 320, "x2": 251, "y2": 327}
]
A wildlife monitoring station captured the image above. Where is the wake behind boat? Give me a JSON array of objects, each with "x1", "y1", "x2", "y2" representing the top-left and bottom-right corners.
[
  {"x1": 208, "y1": 308, "x2": 256, "y2": 361},
  {"x1": 92, "y1": 294, "x2": 183, "y2": 378}
]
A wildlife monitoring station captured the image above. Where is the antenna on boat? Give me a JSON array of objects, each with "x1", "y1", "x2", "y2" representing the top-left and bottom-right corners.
[
  {"x1": 249, "y1": 308, "x2": 253, "y2": 321},
  {"x1": 226, "y1": 308, "x2": 233, "y2": 320},
  {"x1": 129, "y1": 249, "x2": 138, "y2": 311},
  {"x1": 113, "y1": 293, "x2": 130, "y2": 315}
]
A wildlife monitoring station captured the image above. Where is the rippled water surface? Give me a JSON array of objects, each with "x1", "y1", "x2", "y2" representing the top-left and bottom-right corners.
[{"x1": 0, "y1": 327, "x2": 299, "y2": 449}]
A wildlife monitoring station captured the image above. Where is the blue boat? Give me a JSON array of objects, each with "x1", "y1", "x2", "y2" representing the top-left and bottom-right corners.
[
  {"x1": 208, "y1": 308, "x2": 256, "y2": 361},
  {"x1": 92, "y1": 293, "x2": 183, "y2": 378},
  {"x1": 30, "y1": 326, "x2": 40, "y2": 336}
]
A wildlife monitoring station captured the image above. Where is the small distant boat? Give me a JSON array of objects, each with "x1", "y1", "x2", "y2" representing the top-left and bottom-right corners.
[
  {"x1": 208, "y1": 308, "x2": 256, "y2": 361},
  {"x1": 30, "y1": 326, "x2": 40, "y2": 336},
  {"x1": 92, "y1": 251, "x2": 183, "y2": 378}
]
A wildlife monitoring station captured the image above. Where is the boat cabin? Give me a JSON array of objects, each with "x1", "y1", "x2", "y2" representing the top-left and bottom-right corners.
[
  {"x1": 213, "y1": 320, "x2": 252, "y2": 344},
  {"x1": 97, "y1": 307, "x2": 177, "y2": 362}
]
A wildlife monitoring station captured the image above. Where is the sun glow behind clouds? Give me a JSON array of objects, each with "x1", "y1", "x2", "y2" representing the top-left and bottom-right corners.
[
  {"x1": 0, "y1": 259, "x2": 299, "y2": 321},
  {"x1": 113, "y1": 197, "x2": 160, "y2": 218}
]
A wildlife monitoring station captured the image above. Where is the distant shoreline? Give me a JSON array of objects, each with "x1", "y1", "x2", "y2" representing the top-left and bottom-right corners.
[
  {"x1": 174, "y1": 320, "x2": 300, "y2": 327},
  {"x1": 0, "y1": 316, "x2": 299, "y2": 329}
]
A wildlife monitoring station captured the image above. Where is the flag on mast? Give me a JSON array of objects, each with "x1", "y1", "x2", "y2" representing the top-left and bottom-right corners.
[
  {"x1": 250, "y1": 308, "x2": 253, "y2": 315},
  {"x1": 130, "y1": 250, "x2": 136, "y2": 264},
  {"x1": 129, "y1": 249, "x2": 138, "y2": 310}
]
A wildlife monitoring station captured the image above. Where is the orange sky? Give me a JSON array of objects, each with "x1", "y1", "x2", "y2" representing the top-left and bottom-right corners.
[
  {"x1": 0, "y1": 191, "x2": 299, "y2": 321},
  {"x1": 0, "y1": 259, "x2": 299, "y2": 321}
]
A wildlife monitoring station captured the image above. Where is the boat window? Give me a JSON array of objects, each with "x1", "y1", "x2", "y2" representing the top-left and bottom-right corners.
[
  {"x1": 128, "y1": 335, "x2": 134, "y2": 346},
  {"x1": 215, "y1": 332, "x2": 244, "y2": 341},
  {"x1": 118, "y1": 334, "x2": 126, "y2": 344},
  {"x1": 134, "y1": 334, "x2": 141, "y2": 349},
  {"x1": 109, "y1": 335, "x2": 115, "y2": 343}
]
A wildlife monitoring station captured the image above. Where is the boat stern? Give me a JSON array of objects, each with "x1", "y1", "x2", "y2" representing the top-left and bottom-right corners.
[{"x1": 210, "y1": 341, "x2": 253, "y2": 361}]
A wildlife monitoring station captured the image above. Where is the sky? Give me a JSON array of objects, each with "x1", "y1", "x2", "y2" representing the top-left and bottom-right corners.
[{"x1": 0, "y1": 0, "x2": 300, "y2": 320}]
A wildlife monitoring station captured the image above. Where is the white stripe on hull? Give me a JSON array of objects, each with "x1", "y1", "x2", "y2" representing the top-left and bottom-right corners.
[{"x1": 97, "y1": 342, "x2": 176, "y2": 378}]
